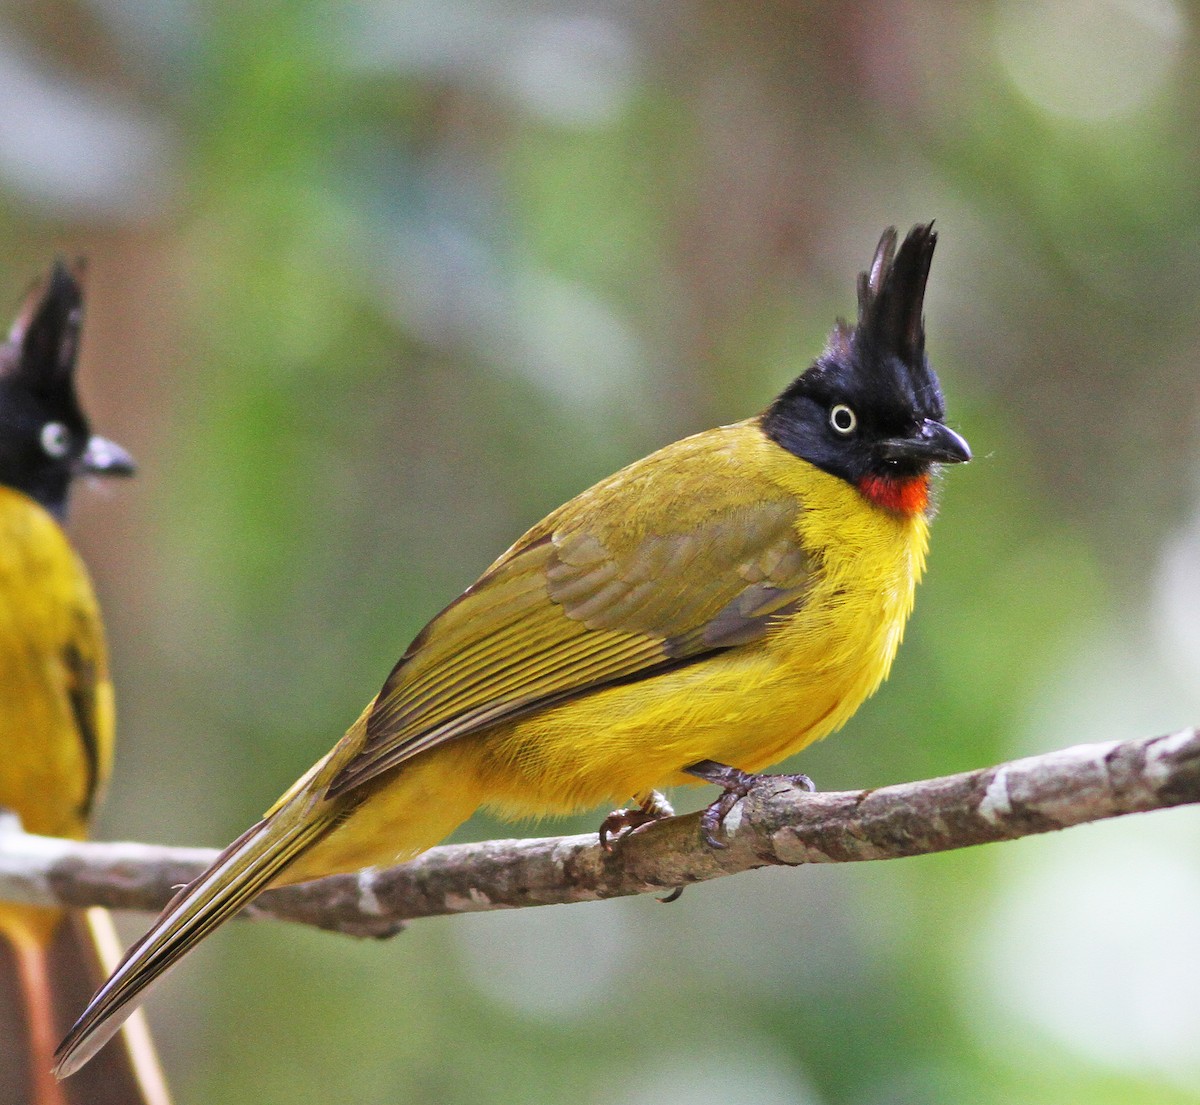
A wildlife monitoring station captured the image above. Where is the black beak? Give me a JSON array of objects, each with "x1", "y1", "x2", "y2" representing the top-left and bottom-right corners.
[
  {"x1": 878, "y1": 419, "x2": 971, "y2": 465},
  {"x1": 80, "y1": 435, "x2": 136, "y2": 477}
]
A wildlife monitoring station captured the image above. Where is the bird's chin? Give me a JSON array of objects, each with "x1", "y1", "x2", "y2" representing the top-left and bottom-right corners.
[{"x1": 857, "y1": 472, "x2": 931, "y2": 515}]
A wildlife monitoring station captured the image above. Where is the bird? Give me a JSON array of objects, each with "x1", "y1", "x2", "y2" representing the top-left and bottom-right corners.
[
  {"x1": 55, "y1": 222, "x2": 969, "y2": 1079},
  {"x1": 0, "y1": 262, "x2": 172, "y2": 1104}
]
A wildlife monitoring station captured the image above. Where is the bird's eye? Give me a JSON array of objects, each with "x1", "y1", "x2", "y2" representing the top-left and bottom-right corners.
[
  {"x1": 829, "y1": 404, "x2": 857, "y2": 435},
  {"x1": 40, "y1": 422, "x2": 72, "y2": 458}
]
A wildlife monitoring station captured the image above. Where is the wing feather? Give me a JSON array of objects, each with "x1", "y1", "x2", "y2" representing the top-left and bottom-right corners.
[{"x1": 61, "y1": 571, "x2": 114, "y2": 823}]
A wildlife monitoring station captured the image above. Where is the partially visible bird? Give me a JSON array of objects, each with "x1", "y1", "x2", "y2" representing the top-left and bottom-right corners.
[
  {"x1": 56, "y1": 223, "x2": 969, "y2": 1080},
  {"x1": 0, "y1": 263, "x2": 171, "y2": 1105}
]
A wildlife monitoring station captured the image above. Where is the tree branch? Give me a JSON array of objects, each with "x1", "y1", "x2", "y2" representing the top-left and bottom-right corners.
[{"x1": 1, "y1": 727, "x2": 1197, "y2": 939}]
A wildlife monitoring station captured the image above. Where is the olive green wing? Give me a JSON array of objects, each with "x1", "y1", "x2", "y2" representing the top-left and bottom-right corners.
[
  {"x1": 62, "y1": 573, "x2": 115, "y2": 822},
  {"x1": 328, "y1": 425, "x2": 813, "y2": 797}
]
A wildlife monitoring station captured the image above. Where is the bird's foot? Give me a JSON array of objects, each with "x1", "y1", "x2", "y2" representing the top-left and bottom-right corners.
[
  {"x1": 599, "y1": 790, "x2": 675, "y2": 851},
  {"x1": 685, "y1": 759, "x2": 815, "y2": 849}
]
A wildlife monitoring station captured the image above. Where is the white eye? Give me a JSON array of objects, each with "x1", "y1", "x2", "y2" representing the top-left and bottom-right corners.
[
  {"x1": 40, "y1": 421, "x2": 72, "y2": 458},
  {"x1": 829, "y1": 404, "x2": 857, "y2": 435}
]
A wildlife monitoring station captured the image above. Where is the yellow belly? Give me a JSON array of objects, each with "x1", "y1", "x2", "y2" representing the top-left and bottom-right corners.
[{"x1": 287, "y1": 463, "x2": 928, "y2": 882}]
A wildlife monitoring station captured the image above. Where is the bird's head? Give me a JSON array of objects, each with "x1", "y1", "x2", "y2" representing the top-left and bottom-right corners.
[
  {"x1": 762, "y1": 223, "x2": 970, "y2": 515},
  {"x1": 0, "y1": 261, "x2": 134, "y2": 519}
]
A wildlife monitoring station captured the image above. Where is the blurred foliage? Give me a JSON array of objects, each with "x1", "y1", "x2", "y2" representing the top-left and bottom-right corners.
[{"x1": 1, "y1": 1, "x2": 1198, "y2": 1102}]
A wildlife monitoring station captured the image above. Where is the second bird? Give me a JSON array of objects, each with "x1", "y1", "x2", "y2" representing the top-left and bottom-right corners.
[
  {"x1": 56, "y1": 222, "x2": 970, "y2": 1078},
  {"x1": 0, "y1": 263, "x2": 171, "y2": 1105}
]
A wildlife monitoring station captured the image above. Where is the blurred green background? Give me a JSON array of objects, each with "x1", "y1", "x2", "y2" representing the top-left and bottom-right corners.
[{"x1": 3, "y1": 1, "x2": 1199, "y2": 1102}]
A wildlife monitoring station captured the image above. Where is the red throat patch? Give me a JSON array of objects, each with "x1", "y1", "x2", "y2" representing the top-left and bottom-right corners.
[{"x1": 857, "y1": 473, "x2": 930, "y2": 515}]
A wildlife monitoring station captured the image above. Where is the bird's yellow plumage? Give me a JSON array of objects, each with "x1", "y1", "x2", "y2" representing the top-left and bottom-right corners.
[
  {"x1": 0, "y1": 487, "x2": 113, "y2": 830},
  {"x1": 57, "y1": 223, "x2": 970, "y2": 1081}
]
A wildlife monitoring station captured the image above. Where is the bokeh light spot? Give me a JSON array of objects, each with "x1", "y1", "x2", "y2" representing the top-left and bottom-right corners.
[{"x1": 993, "y1": 0, "x2": 1187, "y2": 121}]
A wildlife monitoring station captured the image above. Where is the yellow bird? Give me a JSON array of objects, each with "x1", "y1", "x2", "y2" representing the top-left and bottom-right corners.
[
  {"x1": 0, "y1": 263, "x2": 171, "y2": 1104},
  {"x1": 56, "y1": 223, "x2": 969, "y2": 1078}
]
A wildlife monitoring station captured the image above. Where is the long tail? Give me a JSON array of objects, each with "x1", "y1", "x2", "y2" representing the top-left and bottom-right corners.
[
  {"x1": 0, "y1": 906, "x2": 172, "y2": 1105},
  {"x1": 53, "y1": 809, "x2": 333, "y2": 1081}
]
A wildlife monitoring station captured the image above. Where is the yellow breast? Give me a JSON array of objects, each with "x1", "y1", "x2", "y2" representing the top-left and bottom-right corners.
[{"x1": 0, "y1": 486, "x2": 112, "y2": 842}]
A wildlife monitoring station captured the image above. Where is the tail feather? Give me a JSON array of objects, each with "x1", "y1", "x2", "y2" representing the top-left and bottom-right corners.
[
  {"x1": 73, "y1": 910, "x2": 173, "y2": 1105},
  {"x1": 54, "y1": 811, "x2": 332, "y2": 1081},
  {"x1": 0, "y1": 906, "x2": 172, "y2": 1105}
]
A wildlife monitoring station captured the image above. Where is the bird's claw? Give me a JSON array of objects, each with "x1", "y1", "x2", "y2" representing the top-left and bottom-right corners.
[
  {"x1": 599, "y1": 808, "x2": 657, "y2": 850},
  {"x1": 686, "y1": 759, "x2": 816, "y2": 849},
  {"x1": 599, "y1": 790, "x2": 675, "y2": 851},
  {"x1": 698, "y1": 789, "x2": 742, "y2": 849}
]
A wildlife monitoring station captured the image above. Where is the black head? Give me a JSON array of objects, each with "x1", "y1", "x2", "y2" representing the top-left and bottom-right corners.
[
  {"x1": 762, "y1": 224, "x2": 969, "y2": 511},
  {"x1": 0, "y1": 261, "x2": 134, "y2": 519}
]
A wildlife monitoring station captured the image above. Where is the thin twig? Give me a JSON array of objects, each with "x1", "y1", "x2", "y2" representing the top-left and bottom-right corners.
[{"x1": 0, "y1": 727, "x2": 1196, "y2": 939}]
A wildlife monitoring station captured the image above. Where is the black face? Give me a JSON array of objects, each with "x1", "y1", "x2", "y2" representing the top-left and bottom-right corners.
[
  {"x1": 762, "y1": 224, "x2": 969, "y2": 488},
  {"x1": 0, "y1": 262, "x2": 133, "y2": 518}
]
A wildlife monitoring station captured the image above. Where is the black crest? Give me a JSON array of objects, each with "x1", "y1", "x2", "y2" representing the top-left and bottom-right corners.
[{"x1": 853, "y1": 223, "x2": 935, "y2": 370}]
